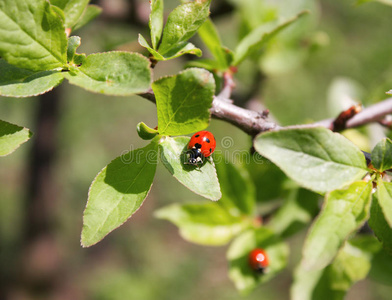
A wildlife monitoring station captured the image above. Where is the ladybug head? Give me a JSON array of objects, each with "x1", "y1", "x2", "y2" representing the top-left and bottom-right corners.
[{"x1": 185, "y1": 148, "x2": 203, "y2": 166}]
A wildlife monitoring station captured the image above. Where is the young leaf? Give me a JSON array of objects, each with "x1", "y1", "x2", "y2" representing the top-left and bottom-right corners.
[
  {"x1": 149, "y1": 0, "x2": 164, "y2": 50},
  {"x1": 136, "y1": 122, "x2": 159, "y2": 140},
  {"x1": 50, "y1": 0, "x2": 90, "y2": 29},
  {"x1": 268, "y1": 188, "x2": 319, "y2": 238},
  {"x1": 67, "y1": 36, "x2": 85, "y2": 65},
  {"x1": 215, "y1": 154, "x2": 256, "y2": 215},
  {"x1": 139, "y1": 34, "x2": 201, "y2": 61},
  {"x1": 159, "y1": 136, "x2": 221, "y2": 201},
  {"x1": 138, "y1": 34, "x2": 165, "y2": 60},
  {"x1": 72, "y1": 5, "x2": 102, "y2": 31},
  {"x1": 292, "y1": 238, "x2": 374, "y2": 300},
  {"x1": 254, "y1": 127, "x2": 368, "y2": 194},
  {"x1": 158, "y1": 0, "x2": 211, "y2": 55},
  {"x1": 0, "y1": 59, "x2": 64, "y2": 97},
  {"x1": 376, "y1": 179, "x2": 392, "y2": 227},
  {"x1": 227, "y1": 227, "x2": 289, "y2": 294},
  {"x1": 368, "y1": 192, "x2": 392, "y2": 254},
  {"x1": 64, "y1": 52, "x2": 152, "y2": 96},
  {"x1": 0, "y1": 0, "x2": 67, "y2": 71},
  {"x1": 155, "y1": 202, "x2": 247, "y2": 246},
  {"x1": 198, "y1": 18, "x2": 233, "y2": 69},
  {"x1": 233, "y1": 11, "x2": 308, "y2": 66},
  {"x1": 152, "y1": 68, "x2": 214, "y2": 135},
  {"x1": 0, "y1": 120, "x2": 32, "y2": 156},
  {"x1": 81, "y1": 140, "x2": 159, "y2": 247},
  {"x1": 371, "y1": 138, "x2": 392, "y2": 172},
  {"x1": 301, "y1": 181, "x2": 372, "y2": 271}
]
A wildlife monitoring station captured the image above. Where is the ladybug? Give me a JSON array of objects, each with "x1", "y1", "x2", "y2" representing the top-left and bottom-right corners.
[
  {"x1": 248, "y1": 248, "x2": 269, "y2": 274},
  {"x1": 186, "y1": 131, "x2": 216, "y2": 166}
]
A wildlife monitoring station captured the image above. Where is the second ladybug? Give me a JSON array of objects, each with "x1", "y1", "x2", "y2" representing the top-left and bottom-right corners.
[
  {"x1": 186, "y1": 131, "x2": 216, "y2": 166},
  {"x1": 248, "y1": 248, "x2": 269, "y2": 274}
]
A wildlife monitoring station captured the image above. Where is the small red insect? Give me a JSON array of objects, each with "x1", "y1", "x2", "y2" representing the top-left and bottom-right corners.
[
  {"x1": 186, "y1": 131, "x2": 216, "y2": 166},
  {"x1": 248, "y1": 248, "x2": 269, "y2": 274}
]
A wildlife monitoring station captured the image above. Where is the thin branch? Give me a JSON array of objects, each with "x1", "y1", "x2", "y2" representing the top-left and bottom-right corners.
[{"x1": 139, "y1": 90, "x2": 392, "y2": 136}]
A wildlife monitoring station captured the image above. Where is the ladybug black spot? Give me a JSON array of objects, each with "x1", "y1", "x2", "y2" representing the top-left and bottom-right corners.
[
  {"x1": 194, "y1": 143, "x2": 202, "y2": 149},
  {"x1": 205, "y1": 138, "x2": 210, "y2": 143},
  {"x1": 209, "y1": 148, "x2": 212, "y2": 153},
  {"x1": 195, "y1": 134, "x2": 200, "y2": 138}
]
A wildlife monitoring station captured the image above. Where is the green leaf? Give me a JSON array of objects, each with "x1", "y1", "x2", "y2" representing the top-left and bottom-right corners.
[
  {"x1": 198, "y1": 18, "x2": 233, "y2": 69},
  {"x1": 72, "y1": 5, "x2": 102, "y2": 31},
  {"x1": 254, "y1": 127, "x2": 368, "y2": 194},
  {"x1": 292, "y1": 238, "x2": 374, "y2": 300},
  {"x1": 233, "y1": 11, "x2": 308, "y2": 66},
  {"x1": 301, "y1": 181, "x2": 372, "y2": 271},
  {"x1": 81, "y1": 140, "x2": 159, "y2": 247},
  {"x1": 64, "y1": 52, "x2": 152, "y2": 96},
  {"x1": 155, "y1": 202, "x2": 247, "y2": 246},
  {"x1": 369, "y1": 192, "x2": 392, "y2": 254},
  {"x1": 152, "y1": 68, "x2": 214, "y2": 135},
  {"x1": 158, "y1": 0, "x2": 211, "y2": 55},
  {"x1": 149, "y1": 0, "x2": 164, "y2": 50},
  {"x1": 376, "y1": 179, "x2": 392, "y2": 227},
  {"x1": 136, "y1": 122, "x2": 158, "y2": 140},
  {"x1": 268, "y1": 188, "x2": 319, "y2": 238},
  {"x1": 139, "y1": 34, "x2": 202, "y2": 61},
  {"x1": 67, "y1": 36, "x2": 85, "y2": 65},
  {"x1": 159, "y1": 136, "x2": 221, "y2": 201},
  {"x1": 0, "y1": 0, "x2": 67, "y2": 71},
  {"x1": 0, "y1": 59, "x2": 64, "y2": 97},
  {"x1": 0, "y1": 119, "x2": 32, "y2": 156},
  {"x1": 138, "y1": 34, "x2": 165, "y2": 60},
  {"x1": 227, "y1": 227, "x2": 289, "y2": 294},
  {"x1": 371, "y1": 138, "x2": 392, "y2": 172},
  {"x1": 50, "y1": 0, "x2": 90, "y2": 29},
  {"x1": 215, "y1": 153, "x2": 256, "y2": 215}
]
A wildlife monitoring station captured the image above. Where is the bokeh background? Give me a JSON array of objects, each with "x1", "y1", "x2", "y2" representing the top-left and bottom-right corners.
[{"x1": 1, "y1": 0, "x2": 392, "y2": 299}]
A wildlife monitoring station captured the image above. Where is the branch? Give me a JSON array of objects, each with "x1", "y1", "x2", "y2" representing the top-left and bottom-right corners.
[{"x1": 139, "y1": 90, "x2": 392, "y2": 136}]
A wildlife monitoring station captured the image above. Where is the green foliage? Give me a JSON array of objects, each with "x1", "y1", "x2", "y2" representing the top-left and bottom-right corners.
[
  {"x1": 197, "y1": 18, "x2": 233, "y2": 70},
  {"x1": 155, "y1": 202, "x2": 246, "y2": 246},
  {"x1": 301, "y1": 181, "x2": 372, "y2": 271},
  {"x1": 3, "y1": 0, "x2": 392, "y2": 298},
  {"x1": 254, "y1": 127, "x2": 369, "y2": 194},
  {"x1": 292, "y1": 237, "x2": 377, "y2": 300},
  {"x1": 233, "y1": 11, "x2": 308, "y2": 66},
  {"x1": 153, "y1": 68, "x2": 215, "y2": 135},
  {"x1": 267, "y1": 188, "x2": 319, "y2": 238},
  {"x1": 0, "y1": 119, "x2": 32, "y2": 156}
]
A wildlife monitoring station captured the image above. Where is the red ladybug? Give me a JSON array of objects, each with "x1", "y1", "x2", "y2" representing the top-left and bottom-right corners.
[
  {"x1": 248, "y1": 248, "x2": 269, "y2": 274},
  {"x1": 186, "y1": 131, "x2": 216, "y2": 166}
]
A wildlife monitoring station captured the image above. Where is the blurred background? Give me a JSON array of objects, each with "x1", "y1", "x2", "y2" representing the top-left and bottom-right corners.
[{"x1": 1, "y1": 0, "x2": 392, "y2": 299}]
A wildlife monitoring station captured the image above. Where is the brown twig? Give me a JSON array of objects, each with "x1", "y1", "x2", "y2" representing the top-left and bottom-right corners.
[{"x1": 139, "y1": 89, "x2": 392, "y2": 136}]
